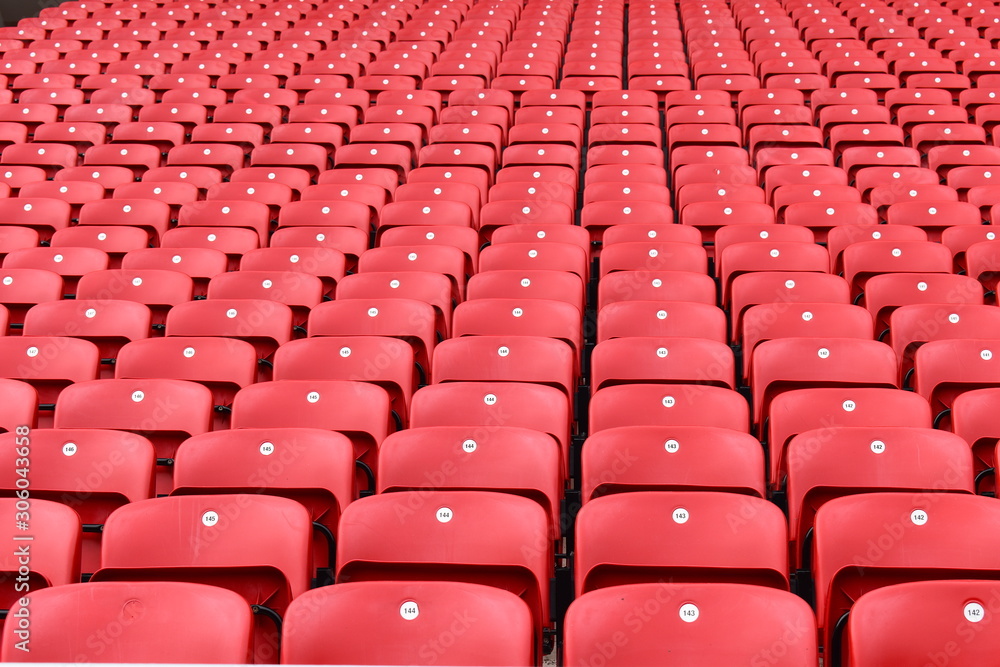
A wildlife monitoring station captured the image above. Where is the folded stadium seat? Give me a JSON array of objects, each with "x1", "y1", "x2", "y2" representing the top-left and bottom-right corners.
[
  {"x1": 268, "y1": 226, "x2": 369, "y2": 269},
  {"x1": 589, "y1": 382, "x2": 750, "y2": 434},
  {"x1": 396, "y1": 181, "x2": 484, "y2": 225},
  {"x1": 16, "y1": 181, "x2": 103, "y2": 222},
  {"x1": 598, "y1": 240, "x2": 708, "y2": 279},
  {"x1": 0, "y1": 167, "x2": 47, "y2": 196},
  {"x1": 940, "y1": 225, "x2": 1000, "y2": 275},
  {"x1": 825, "y1": 122, "x2": 905, "y2": 161},
  {"x1": 0, "y1": 379, "x2": 35, "y2": 433},
  {"x1": 409, "y1": 166, "x2": 492, "y2": 210},
  {"x1": 273, "y1": 336, "x2": 416, "y2": 429},
  {"x1": 3, "y1": 246, "x2": 109, "y2": 300},
  {"x1": 0, "y1": 143, "x2": 77, "y2": 179},
  {"x1": 825, "y1": 224, "x2": 926, "y2": 275},
  {"x1": 335, "y1": 268, "x2": 450, "y2": 335},
  {"x1": 868, "y1": 183, "x2": 960, "y2": 219},
  {"x1": 164, "y1": 142, "x2": 245, "y2": 179},
  {"x1": 50, "y1": 225, "x2": 149, "y2": 269},
  {"x1": 451, "y1": 297, "x2": 584, "y2": 370},
  {"x1": 91, "y1": 494, "x2": 311, "y2": 663},
  {"x1": 597, "y1": 270, "x2": 716, "y2": 312},
  {"x1": 588, "y1": 164, "x2": 667, "y2": 192},
  {"x1": 164, "y1": 297, "x2": 293, "y2": 374},
  {"x1": 238, "y1": 247, "x2": 347, "y2": 298},
  {"x1": 142, "y1": 166, "x2": 225, "y2": 197},
  {"x1": 233, "y1": 376, "x2": 392, "y2": 467},
  {"x1": 206, "y1": 182, "x2": 294, "y2": 227},
  {"x1": 664, "y1": 104, "x2": 737, "y2": 129},
  {"x1": 275, "y1": 201, "x2": 372, "y2": 243},
  {"x1": 117, "y1": 247, "x2": 225, "y2": 299},
  {"x1": 302, "y1": 182, "x2": 391, "y2": 223},
  {"x1": 782, "y1": 201, "x2": 879, "y2": 244},
  {"x1": 336, "y1": 491, "x2": 551, "y2": 661},
  {"x1": 713, "y1": 224, "x2": 816, "y2": 261},
  {"x1": 430, "y1": 122, "x2": 504, "y2": 161},
  {"x1": 578, "y1": 200, "x2": 672, "y2": 246},
  {"x1": 82, "y1": 142, "x2": 164, "y2": 180},
  {"x1": 32, "y1": 120, "x2": 106, "y2": 153},
  {"x1": 359, "y1": 241, "x2": 465, "y2": 299},
  {"x1": 0, "y1": 334, "x2": 98, "y2": 419},
  {"x1": 74, "y1": 265, "x2": 191, "y2": 326},
  {"x1": 0, "y1": 104, "x2": 58, "y2": 134},
  {"x1": 813, "y1": 493, "x2": 1000, "y2": 664},
  {"x1": 890, "y1": 303, "x2": 1000, "y2": 384},
  {"x1": 590, "y1": 337, "x2": 735, "y2": 393},
  {"x1": 590, "y1": 105, "x2": 659, "y2": 129},
  {"x1": 966, "y1": 183, "x2": 1000, "y2": 220},
  {"x1": 0, "y1": 427, "x2": 152, "y2": 574},
  {"x1": 502, "y1": 143, "x2": 580, "y2": 175},
  {"x1": 846, "y1": 580, "x2": 1000, "y2": 666},
  {"x1": 336, "y1": 143, "x2": 414, "y2": 184},
  {"x1": 375, "y1": 200, "x2": 478, "y2": 245},
  {"x1": 283, "y1": 581, "x2": 533, "y2": 666},
  {"x1": 206, "y1": 271, "x2": 323, "y2": 329},
  {"x1": 0, "y1": 497, "x2": 80, "y2": 622},
  {"x1": 53, "y1": 376, "x2": 211, "y2": 492},
  {"x1": 378, "y1": 424, "x2": 562, "y2": 540},
  {"x1": 114, "y1": 336, "x2": 256, "y2": 423},
  {"x1": 718, "y1": 242, "x2": 830, "y2": 307},
  {"x1": 172, "y1": 427, "x2": 354, "y2": 573},
  {"x1": 575, "y1": 491, "x2": 788, "y2": 595},
  {"x1": 844, "y1": 238, "x2": 955, "y2": 301},
  {"x1": 601, "y1": 223, "x2": 701, "y2": 248},
  {"x1": 740, "y1": 303, "x2": 873, "y2": 380},
  {"x1": 853, "y1": 165, "x2": 940, "y2": 200},
  {"x1": 928, "y1": 144, "x2": 1000, "y2": 179},
  {"x1": 674, "y1": 180, "x2": 765, "y2": 212},
  {"x1": 582, "y1": 423, "x2": 765, "y2": 501},
  {"x1": 0, "y1": 267, "x2": 61, "y2": 334},
  {"x1": 953, "y1": 387, "x2": 1000, "y2": 489},
  {"x1": 410, "y1": 378, "x2": 571, "y2": 469},
  {"x1": 433, "y1": 332, "x2": 575, "y2": 401},
  {"x1": 478, "y1": 241, "x2": 587, "y2": 282},
  {"x1": 491, "y1": 222, "x2": 590, "y2": 259},
  {"x1": 787, "y1": 426, "x2": 974, "y2": 570},
  {"x1": 772, "y1": 183, "x2": 862, "y2": 221},
  {"x1": 591, "y1": 89, "x2": 659, "y2": 110},
  {"x1": 565, "y1": 582, "x2": 816, "y2": 667},
  {"x1": 488, "y1": 182, "x2": 577, "y2": 219},
  {"x1": 176, "y1": 200, "x2": 272, "y2": 247},
  {"x1": 913, "y1": 338, "x2": 1000, "y2": 429},
  {"x1": 0, "y1": 197, "x2": 70, "y2": 242},
  {"x1": 466, "y1": 270, "x2": 584, "y2": 320},
  {"x1": 596, "y1": 299, "x2": 726, "y2": 343},
  {"x1": 750, "y1": 337, "x2": 898, "y2": 432},
  {"x1": 966, "y1": 238, "x2": 1000, "y2": 300},
  {"x1": 288, "y1": 101, "x2": 362, "y2": 136},
  {"x1": 0, "y1": 581, "x2": 253, "y2": 663}
]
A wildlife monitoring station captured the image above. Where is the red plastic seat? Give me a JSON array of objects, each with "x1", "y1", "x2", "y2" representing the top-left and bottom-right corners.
[
  {"x1": 575, "y1": 491, "x2": 788, "y2": 595},
  {"x1": 847, "y1": 580, "x2": 1000, "y2": 667},
  {"x1": 814, "y1": 493, "x2": 1000, "y2": 663},
  {"x1": 0, "y1": 582, "x2": 253, "y2": 663},
  {"x1": 91, "y1": 494, "x2": 310, "y2": 663},
  {"x1": 336, "y1": 491, "x2": 551, "y2": 661},
  {"x1": 283, "y1": 581, "x2": 533, "y2": 666}
]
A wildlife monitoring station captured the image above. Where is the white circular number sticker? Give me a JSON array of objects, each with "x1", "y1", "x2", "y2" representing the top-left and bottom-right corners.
[
  {"x1": 911, "y1": 509, "x2": 928, "y2": 526},
  {"x1": 202, "y1": 511, "x2": 219, "y2": 527},
  {"x1": 672, "y1": 507, "x2": 689, "y2": 524},
  {"x1": 62, "y1": 442, "x2": 77, "y2": 456},
  {"x1": 436, "y1": 507, "x2": 453, "y2": 523},
  {"x1": 679, "y1": 603, "x2": 699, "y2": 622},
  {"x1": 400, "y1": 601, "x2": 419, "y2": 620},
  {"x1": 259, "y1": 442, "x2": 275, "y2": 456},
  {"x1": 964, "y1": 602, "x2": 985, "y2": 623}
]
